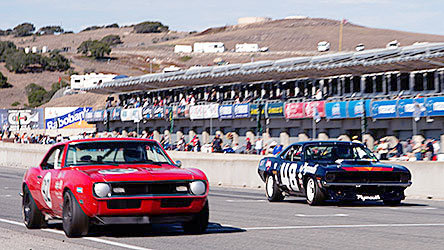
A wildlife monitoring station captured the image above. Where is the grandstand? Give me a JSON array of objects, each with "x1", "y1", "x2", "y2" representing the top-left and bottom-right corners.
[{"x1": 83, "y1": 43, "x2": 444, "y2": 144}]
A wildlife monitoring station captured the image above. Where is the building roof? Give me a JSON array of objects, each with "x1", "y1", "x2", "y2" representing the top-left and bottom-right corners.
[{"x1": 84, "y1": 42, "x2": 444, "y2": 94}]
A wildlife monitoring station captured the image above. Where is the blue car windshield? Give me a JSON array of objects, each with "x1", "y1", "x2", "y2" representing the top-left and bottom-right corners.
[
  {"x1": 65, "y1": 141, "x2": 173, "y2": 166},
  {"x1": 304, "y1": 144, "x2": 378, "y2": 162}
]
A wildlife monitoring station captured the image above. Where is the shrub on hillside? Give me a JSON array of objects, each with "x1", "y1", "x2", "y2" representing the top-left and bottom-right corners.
[
  {"x1": 101, "y1": 35, "x2": 122, "y2": 46},
  {"x1": 0, "y1": 72, "x2": 11, "y2": 88},
  {"x1": 37, "y1": 25, "x2": 64, "y2": 35},
  {"x1": 25, "y1": 80, "x2": 69, "y2": 107},
  {"x1": 0, "y1": 41, "x2": 16, "y2": 62},
  {"x1": 133, "y1": 21, "x2": 168, "y2": 33},
  {"x1": 4, "y1": 49, "x2": 71, "y2": 73},
  {"x1": 13, "y1": 23, "x2": 35, "y2": 37},
  {"x1": 77, "y1": 40, "x2": 111, "y2": 59}
]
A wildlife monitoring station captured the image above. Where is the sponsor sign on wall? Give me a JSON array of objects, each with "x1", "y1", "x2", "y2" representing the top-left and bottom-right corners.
[
  {"x1": 45, "y1": 107, "x2": 92, "y2": 129},
  {"x1": 1, "y1": 109, "x2": 45, "y2": 131},
  {"x1": 109, "y1": 108, "x2": 121, "y2": 121},
  {"x1": 284, "y1": 103, "x2": 304, "y2": 119},
  {"x1": 304, "y1": 101, "x2": 326, "y2": 118},
  {"x1": 325, "y1": 102, "x2": 347, "y2": 119},
  {"x1": 371, "y1": 100, "x2": 397, "y2": 119},
  {"x1": 425, "y1": 96, "x2": 444, "y2": 117},
  {"x1": 153, "y1": 106, "x2": 164, "y2": 119},
  {"x1": 173, "y1": 105, "x2": 190, "y2": 118},
  {"x1": 266, "y1": 102, "x2": 284, "y2": 117},
  {"x1": 219, "y1": 105, "x2": 233, "y2": 119},
  {"x1": 190, "y1": 104, "x2": 219, "y2": 119},
  {"x1": 233, "y1": 104, "x2": 250, "y2": 118},
  {"x1": 398, "y1": 98, "x2": 426, "y2": 118},
  {"x1": 250, "y1": 104, "x2": 266, "y2": 117},
  {"x1": 347, "y1": 100, "x2": 371, "y2": 118},
  {"x1": 120, "y1": 108, "x2": 143, "y2": 122},
  {"x1": 142, "y1": 106, "x2": 153, "y2": 119}
]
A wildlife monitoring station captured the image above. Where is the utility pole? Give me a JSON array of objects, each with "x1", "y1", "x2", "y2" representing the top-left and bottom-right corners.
[{"x1": 338, "y1": 19, "x2": 345, "y2": 52}]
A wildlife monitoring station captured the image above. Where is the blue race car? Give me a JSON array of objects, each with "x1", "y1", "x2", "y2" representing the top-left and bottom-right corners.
[{"x1": 258, "y1": 141, "x2": 412, "y2": 206}]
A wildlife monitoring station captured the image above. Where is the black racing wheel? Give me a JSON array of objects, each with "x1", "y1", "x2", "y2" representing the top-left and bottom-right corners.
[{"x1": 63, "y1": 190, "x2": 90, "y2": 237}]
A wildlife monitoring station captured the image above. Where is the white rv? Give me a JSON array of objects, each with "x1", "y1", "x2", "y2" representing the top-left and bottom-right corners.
[
  {"x1": 70, "y1": 73, "x2": 117, "y2": 90},
  {"x1": 174, "y1": 45, "x2": 193, "y2": 53},
  {"x1": 235, "y1": 43, "x2": 259, "y2": 53},
  {"x1": 193, "y1": 42, "x2": 225, "y2": 53},
  {"x1": 317, "y1": 41, "x2": 330, "y2": 52}
]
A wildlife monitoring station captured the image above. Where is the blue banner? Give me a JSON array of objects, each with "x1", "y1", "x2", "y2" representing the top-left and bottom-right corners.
[
  {"x1": 397, "y1": 98, "x2": 426, "y2": 118},
  {"x1": 219, "y1": 105, "x2": 233, "y2": 119},
  {"x1": 233, "y1": 103, "x2": 250, "y2": 118},
  {"x1": 325, "y1": 102, "x2": 347, "y2": 119},
  {"x1": 142, "y1": 106, "x2": 153, "y2": 119},
  {"x1": 266, "y1": 102, "x2": 284, "y2": 117},
  {"x1": 425, "y1": 96, "x2": 444, "y2": 117},
  {"x1": 347, "y1": 100, "x2": 371, "y2": 118},
  {"x1": 109, "y1": 108, "x2": 121, "y2": 121},
  {"x1": 153, "y1": 106, "x2": 164, "y2": 119},
  {"x1": 371, "y1": 100, "x2": 398, "y2": 119}
]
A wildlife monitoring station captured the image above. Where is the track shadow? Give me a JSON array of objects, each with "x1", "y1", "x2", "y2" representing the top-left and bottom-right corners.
[
  {"x1": 47, "y1": 222, "x2": 244, "y2": 238},
  {"x1": 279, "y1": 197, "x2": 428, "y2": 207}
]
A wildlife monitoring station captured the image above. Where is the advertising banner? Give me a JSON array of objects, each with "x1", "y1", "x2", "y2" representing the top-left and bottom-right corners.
[
  {"x1": 304, "y1": 101, "x2": 326, "y2": 118},
  {"x1": 250, "y1": 104, "x2": 266, "y2": 117},
  {"x1": 284, "y1": 103, "x2": 304, "y2": 119},
  {"x1": 233, "y1": 103, "x2": 250, "y2": 118},
  {"x1": 266, "y1": 102, "x2": 284, "y2": 117},
  {"x1": 3, "y1": 109, "x2": 45, "y2": 131},
  {"x1": 190, "y1": 104, "x2": 219, "y2": 119},
  {"x1": 425, "y1": 96, "x2": 444, "y2": 117},
  {"x1": 153, "y1": 106, "x2": 164, "y2": 119},
  {"x1": 219, "y1": 105, "x2": 233, "y2": 119},
  {"x1": 84, "y1": 110, "x2": 95, "y2": 123},
  {"x1": 325, "y1": 101, "x2": 347, "y2": 119},
  {"x1": 120, "y1": 108, "x2": 142, "y2": 122},
  {"x1": 371, "y1": 100, "x2": 397, "y2": 119},
  {"x1": 93, "y1": 110, "x2": 106, "y2": 122},
  {"x1": 397, "y1": 98, "x2": 426, "y2": 118},
  {"x1": 45, "y1": 107, "x2": 92, "y2": 129},
  {"x1": 347, "y1": 100, "x2": 371, "y2": 118}
]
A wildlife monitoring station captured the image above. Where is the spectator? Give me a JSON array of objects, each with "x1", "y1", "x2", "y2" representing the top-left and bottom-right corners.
[
  {"x1": 211, "y1": 134, "x2": 223, "y2": 153},
  {"x1": 255, "y1": 137, "x2": 263, "y2": 155},
  {"x1": 245, "y1": 138, "x2": 252, "y2": 153}
]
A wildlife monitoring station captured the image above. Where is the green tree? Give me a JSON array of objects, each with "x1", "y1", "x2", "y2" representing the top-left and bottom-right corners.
[
  {"x1": 13, "y1": 23, "x2": 35, "y2": 37},
  {"x1": 0, "y1": 71, "x2": 11, "y2": 88},
  {"x1": 37, "y1": 25, "x2": 64, "y2": 35},
  {"x1": 25, "y1": 83, "x2": 48, "y2": 107},
  {"x1": 133, "y1": 21, "x2": 168, "y2": 33},
  {"x1": 101, "y1": 35, "x2": 122, "y2": 46},
  {"x1": 46, "y1": 51, "x2": 70, "y2": 71},
  {"x1": 0, "y1": 41, "x2": 16, "y2": 62},
  {"x1": 77, "y1": 40, "x2": 111, "y2": 59}
]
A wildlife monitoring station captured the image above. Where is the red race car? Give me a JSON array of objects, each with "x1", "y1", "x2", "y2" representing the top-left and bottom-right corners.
[{"x1": 22, "y1": 138, "x2": 209, "y2": 237}]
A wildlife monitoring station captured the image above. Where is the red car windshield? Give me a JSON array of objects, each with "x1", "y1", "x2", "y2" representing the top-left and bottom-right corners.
[{"x1": 65, "y1": 141, "x2": 173, "y2": 166}]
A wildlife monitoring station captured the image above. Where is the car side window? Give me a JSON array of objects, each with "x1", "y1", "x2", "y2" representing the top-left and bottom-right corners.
[
  {"x1": 42, "y1": 146, "x2": 64, "y2": 170},
  {"x1": 284, "y1": 145, "x2": 302, "y2": 161}
]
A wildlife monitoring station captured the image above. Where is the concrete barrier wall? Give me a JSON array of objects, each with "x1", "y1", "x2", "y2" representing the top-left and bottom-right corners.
[{"x1": 1, "y1": 142, "x2": 443, "y2": 199}]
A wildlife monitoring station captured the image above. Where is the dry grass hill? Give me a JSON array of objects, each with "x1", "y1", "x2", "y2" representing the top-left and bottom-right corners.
[{"x1": 1, "y1": 17, "x2": 444, "y2": 109}]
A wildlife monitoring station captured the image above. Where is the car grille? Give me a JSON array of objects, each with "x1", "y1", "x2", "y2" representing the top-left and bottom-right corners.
[
  {"x1": 109, "y1": 182, "x2": 190, "y2": 196},
  {"x1": 328, "y1": 172, "x2": 408, "y2": 183}
]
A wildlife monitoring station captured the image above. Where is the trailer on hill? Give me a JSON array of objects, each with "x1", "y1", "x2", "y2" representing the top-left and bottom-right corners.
[
  {"x1": 194, "y1": 42, "x2": 225, "y2": 53},
  {"x1": 235, "y1": 43, "x2": 259, "y2": 53}
]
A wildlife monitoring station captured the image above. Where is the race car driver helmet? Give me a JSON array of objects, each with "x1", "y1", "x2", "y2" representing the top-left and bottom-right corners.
[{"x1": 123, "y1": 147, "x2": 144, "y2": 162}]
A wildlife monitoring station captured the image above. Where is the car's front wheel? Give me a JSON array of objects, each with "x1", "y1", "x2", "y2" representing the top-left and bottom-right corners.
[
  {"x1": 22, "y1": 185, "x2": 46, "y2": 229},
  {"x1": 305, "y1": 177, "x2": 326, "y2": 206},
  {"x1": 63, "y1": 190, "x2": 89, "y2": 237},
  {"x1": 265, "y1": 175, "x2": 284, "y2": 202},
  {"x1": 182, "y1": 200, "x2": 209, "y2": 234}
]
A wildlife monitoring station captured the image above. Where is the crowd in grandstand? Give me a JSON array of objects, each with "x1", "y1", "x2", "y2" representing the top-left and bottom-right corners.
[{"x1": 1, "y1": 127, "x2": 440, "y2": 161}]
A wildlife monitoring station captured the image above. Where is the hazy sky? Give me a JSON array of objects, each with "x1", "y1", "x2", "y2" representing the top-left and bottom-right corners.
[{"x1": 1, "y1": 0, "x2": 443, "y2": 35}]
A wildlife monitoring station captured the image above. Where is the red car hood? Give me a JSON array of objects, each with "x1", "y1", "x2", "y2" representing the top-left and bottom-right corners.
[{"x1": 74, "y1": 165, "x2": 199, "y2": 182}]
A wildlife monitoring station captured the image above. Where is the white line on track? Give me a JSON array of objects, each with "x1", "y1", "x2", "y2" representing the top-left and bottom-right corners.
[
  {"x1": 0, "y1": 218, "x2": 152, "y2": 250},
  {"x1": 225, "y1": 199, "x2": 266, "y2": 203},
  {"x1": 295, "y1": 214, "x2": 349, "y2": 217},
  {"x1": 243, "y1": 223, "x2": 444, "y2": 231}
]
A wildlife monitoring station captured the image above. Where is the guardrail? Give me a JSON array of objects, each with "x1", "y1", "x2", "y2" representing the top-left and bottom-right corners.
[{"x1": 0, "y1": 142, "x2": 442, "y2": 199}]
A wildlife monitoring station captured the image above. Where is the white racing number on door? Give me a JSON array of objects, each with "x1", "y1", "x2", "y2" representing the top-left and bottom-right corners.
[
  {"x1": 279, "y1": 163, "x2": 300, "y2": 192},
  {"x1": 41, "y1": 172, "x2": 52, "y2": 208}
]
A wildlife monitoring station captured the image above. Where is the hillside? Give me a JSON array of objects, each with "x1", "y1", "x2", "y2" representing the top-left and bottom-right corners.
[{"x1": 1, "y1": 17, "x2": 444, "y2": 109}]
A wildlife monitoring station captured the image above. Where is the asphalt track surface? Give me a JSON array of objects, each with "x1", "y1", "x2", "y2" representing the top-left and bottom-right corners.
[{"x1": 1, "y1": 167, "x2": 444, "y2": 249}]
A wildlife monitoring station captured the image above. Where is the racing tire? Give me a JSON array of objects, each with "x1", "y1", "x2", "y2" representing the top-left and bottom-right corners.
[
  {"x1": 182, "y1": 200, "x2": 209, "y2": 234},
  {"x1": 22, "y1": 185, "x2": 46, "y2": 229},
  {"x1": 305, "y1": 177, "x2": 326, "y2": 206},
  {"x1": 63, "y1": 190, "x2": 89, "y2": 238},
  {"x1": 265, "y1": 175, "x2": 284, "y2": 202},
  {"x1": 383, "y1": 199, "x2": 402, "y2": 206}
]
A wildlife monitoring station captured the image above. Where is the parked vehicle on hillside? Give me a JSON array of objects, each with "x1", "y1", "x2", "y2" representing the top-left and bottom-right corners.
[
  {"x1": 257, "y1": 141, "x2": 412, "y2": 206},
  {"x1": 22, "y1": 138, "x2": 209, "y2": 237},
  {"x1": 317, "y1": 41, "x2": 330, "y2": 52}
]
